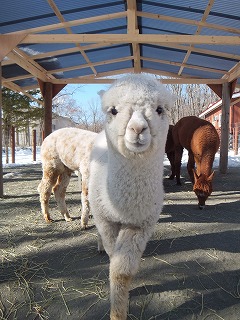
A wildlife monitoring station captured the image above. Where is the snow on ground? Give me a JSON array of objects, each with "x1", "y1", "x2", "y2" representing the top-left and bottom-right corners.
[
  {"x1": 1, "y1": 146, "x2": 239, "y2": 173},
  {"x1": 2, "y1": 147, "x2": 42, "y2": 168}
]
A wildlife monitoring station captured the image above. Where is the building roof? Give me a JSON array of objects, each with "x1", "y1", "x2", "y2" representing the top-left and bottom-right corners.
[
  {"x1": 1, "y1": 0, "x2": 240, "y2": 101},
  {"x1": 199, "y1": 91, "x2": 240, "y2": 117}
]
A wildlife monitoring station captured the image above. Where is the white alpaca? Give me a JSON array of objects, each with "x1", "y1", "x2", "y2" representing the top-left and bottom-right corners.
[
  {"x1": 89, "y1": 74, "x2": 172, "y2": 319},
  {"x1": 38, "y1": 127, "x2": 97, "y2": 228}
]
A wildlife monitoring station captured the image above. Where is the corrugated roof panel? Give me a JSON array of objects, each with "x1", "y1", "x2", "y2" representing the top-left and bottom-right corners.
[
  {"x1": 200, "y1": 28, "x2": 240, "y2": 37},
  {"x1": 2, "y1": 64, "x2": 30, "y2": 79},
  {"x1": 1, "y1": 0, "x2": 239, "y2": 91},
  {"x1": 54, "y1": 0, "x2": 123, "y2": 12},
  {"x1": 207, "y1": 0, "x2": 240, "y2": 28},
  {"x1": 87, "y1": 45, "x2": 131, "y2": 63},
  {"x1": 139, "y1": 1, "x2": 209, "y2": 22},
  {"x1": 95, "y1": 60, "x2": 133, "y2": 73},
  {"x1": 44, "y1": 52, "x2": 87, "y2": 70},
  {"x1": 141, "y1": 44, "x2": 187, "y2": 63},
  {"x1": 182, "y1": 67, "x2": 223, "y2": 79},
  {"x1": 61, "y1": 67, "x2": 94, "y2": 78},
  {"x1": 0, "y1": 0, "x2": 58, "y2": 33},
  {"x1": 195, "y1": 44, "x2": 240, "y2": 57},
  {"x1": 71, "y1": 18, "x2": 126, "y2": 35},
  {"x1": 18, "y1": 43, "x2": 76, "y2": 56},
  {"x1": 142, "y1": 60, "x2": 180, "y2": 74},
  {"x1": 14, "y1": 78, "x2": 38, "y2": 88},
  {"x1": 56, "y1": 0, "x2": 125, "y2": 20},
  {"x1": 140, "y1": 19, "x2": 197, "y2": 35},
  {"x1": 187, "y1": 52, "x2": 238, "y2": 71}
]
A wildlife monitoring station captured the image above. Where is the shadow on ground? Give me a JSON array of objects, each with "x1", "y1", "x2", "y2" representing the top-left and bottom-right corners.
[{"x1": 0, "y1": 164, "x2": 240, "y2": 319}]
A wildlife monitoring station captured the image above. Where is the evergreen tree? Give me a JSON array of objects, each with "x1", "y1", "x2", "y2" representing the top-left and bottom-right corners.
[{"x1": 2, "y1": 88, "x2": 43, "y2": 162}]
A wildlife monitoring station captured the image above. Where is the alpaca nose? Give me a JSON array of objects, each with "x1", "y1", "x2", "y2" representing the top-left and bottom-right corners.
[
  {"x1": 128, "y1": 111, "x2": 148, "y2": 134},
  {"x1": 131, "y1": 124, "x2": 147, "y2": 134}
]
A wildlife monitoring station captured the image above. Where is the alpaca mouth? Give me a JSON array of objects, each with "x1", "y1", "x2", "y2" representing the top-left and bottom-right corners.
[{"x1": 125, "y1": 139, "x2": 150, "y2": 153}]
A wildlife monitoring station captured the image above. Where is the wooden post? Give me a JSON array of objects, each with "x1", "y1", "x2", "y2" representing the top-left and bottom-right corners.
[
  {"x1": 234, "y1": 125, "x2": 239, "y2": 155},
  {"x1": 219, "y1": 82, "x2": 231, "y2": 173},
  {"x1": 32, "y1": 129, "x2": 37, "y2": 161},
  {"x1": 43, "y1": 82, "x2": 53, "y2": 138},
  {"x1": 11, "y1": 126, "x2": 15, "y2": 164},
  {"x1": 0, "y1": 62, "x2": 3, "y2": 197}
]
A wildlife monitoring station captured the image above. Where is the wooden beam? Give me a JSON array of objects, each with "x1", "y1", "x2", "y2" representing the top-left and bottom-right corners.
[
  {"x1": 3, "y1": 40, "x2": 240, "y2": 68},
  {"x1": 7, "y1": 50, "x2": 50, "y2": 82},
  {"x1": 219, "y1": 82, "x2": 231, "y2": 173},
  {"x1": 207, "y1": 84, "x2": 223, "y2": 98},
  {"x1": 9, "y1": 12, "x2": 126, "y2": 35},
  {"x1": 21, "y1": 34, "x2": 240, "y2": 45},
  {"x1": 227, "y1": 62, "x2": 240, "y2": 82},
  {"x1": 178, "y1": 0, "x2": 215, "y2": 76},
  {"x1": 2, "y1": 78, "x2": 44, "y2": 105},
  {"x1": 0, "y1": 34, "x2": 27, "y2": 61},
  {"x1": 47, "y1": 0, "x2": 97, "y2": 76},
  {"x1": 127, "y1": 0, "x2": 141, "y2": 73}
]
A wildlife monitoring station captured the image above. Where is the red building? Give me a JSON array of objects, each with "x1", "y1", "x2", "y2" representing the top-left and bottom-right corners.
[{"x1": 199, "y1": 92, "x2": 240, "y2": 155}]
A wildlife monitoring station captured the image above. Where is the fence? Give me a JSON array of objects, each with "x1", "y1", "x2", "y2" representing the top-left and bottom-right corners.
[{"x1": 2, "y1": 127, "x2": 41, "y2": 164}]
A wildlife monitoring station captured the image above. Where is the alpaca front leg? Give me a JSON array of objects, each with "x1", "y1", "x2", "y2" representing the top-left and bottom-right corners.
[
  {"x1": 110, "y1": 273, "x2": 132, "y2": 320},
  {"x1": 187, "y1": 151, "x2": 195, "y2": 183},
  {"x1": 95, "y1": 218, "x2": 121, "y2": 256},
  {"x1": 109, "y1": 227, "x2": 150, "y2": 320},
  {"x1": 167, "y1": 151, "x2": 175, "y2": 179}
]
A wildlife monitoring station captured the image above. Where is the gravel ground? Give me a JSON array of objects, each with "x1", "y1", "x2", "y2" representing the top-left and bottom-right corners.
[{"x1": 0, "y1": 163, "x2": 239, "y2": 320}]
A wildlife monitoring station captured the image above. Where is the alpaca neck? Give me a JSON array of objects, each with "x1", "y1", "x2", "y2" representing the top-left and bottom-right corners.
[
  {"x1": 198, "y1": 153, "x2": 215, "y2": 177},
  {"x1": 107, "y1": 142, "x2": 164, "y2": 189}
]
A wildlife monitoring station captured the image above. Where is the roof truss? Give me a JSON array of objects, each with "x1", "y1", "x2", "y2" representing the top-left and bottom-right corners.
[{"x1": 1, "y1": 0, "x2": 240, "y2": 101}]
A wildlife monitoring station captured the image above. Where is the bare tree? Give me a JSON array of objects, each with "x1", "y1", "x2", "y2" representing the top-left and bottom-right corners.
[
  {"x1": 76, "y1": 98, "x2": 104, "y2": 132},
  {"x1": 166, "y1": 83, "x2": 218, "y2": 124}
]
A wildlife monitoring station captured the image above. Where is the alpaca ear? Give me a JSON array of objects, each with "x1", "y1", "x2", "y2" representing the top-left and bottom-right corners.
[
  {"x1": 97, "y1": 90, "x2": 105, "y2": 98},
  {"x1": 207, "y1": 171, "x2": 215, "y2": 181}
]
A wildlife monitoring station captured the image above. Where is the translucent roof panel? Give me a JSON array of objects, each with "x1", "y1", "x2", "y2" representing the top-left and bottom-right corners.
[
  {"x1": 86, "y1": 45, "x2": 131, "y2": 63},
  {"x1": 0, "y1": 0, "x2": 58, "y2": 33},
  {"x1": 1, "y1": 0, "x2": 239, "y2": 92},
  {"x1": 141, "y1": 45, "x2": 187, "y2": 63}
]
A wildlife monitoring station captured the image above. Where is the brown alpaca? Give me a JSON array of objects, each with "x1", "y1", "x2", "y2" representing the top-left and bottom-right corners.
[
  {"x1": 171, "y1": 116, "x2": 220, "y2": 209},
  {"x1": 38, "y1": 128, "x2": 97, "y2": 227}
]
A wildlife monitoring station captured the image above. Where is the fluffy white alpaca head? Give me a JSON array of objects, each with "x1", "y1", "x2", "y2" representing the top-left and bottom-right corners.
[{"x1": 99, "y1": 74, "x2": 173, "y2": 158}]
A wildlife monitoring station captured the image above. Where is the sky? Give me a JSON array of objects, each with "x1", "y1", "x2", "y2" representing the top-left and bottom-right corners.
[{"x1": 68, "y1": 83, "x2": 109, "y2": 107}]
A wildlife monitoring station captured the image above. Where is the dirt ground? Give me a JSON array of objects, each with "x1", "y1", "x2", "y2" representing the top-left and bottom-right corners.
[{"x1": 0, "y1": 162, "x2": 240, "y2": 320}]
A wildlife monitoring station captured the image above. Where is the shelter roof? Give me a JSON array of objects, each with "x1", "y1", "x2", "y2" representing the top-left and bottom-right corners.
[{"x1": 1, "y1": 0, "x2": 240, "y2": 99}]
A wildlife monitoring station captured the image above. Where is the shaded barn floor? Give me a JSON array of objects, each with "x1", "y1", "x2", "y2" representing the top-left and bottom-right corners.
[{"x1": 0, "y1": 163, "x2": 240, "y2": 320}]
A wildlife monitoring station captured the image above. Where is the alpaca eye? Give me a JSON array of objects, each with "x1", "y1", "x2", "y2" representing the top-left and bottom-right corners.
[
  {"x1": 156, "y1": 106, "x2": 163, "y2": 115},
  {"x1": 111, "y1": 107, "x2": 118, "y2": 115}
]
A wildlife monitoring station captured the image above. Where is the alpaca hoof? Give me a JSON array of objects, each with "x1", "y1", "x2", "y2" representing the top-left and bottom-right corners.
[
  {"x1": 45, "y1": 218, "x2": 54, "y2": 223},
  {"x1": 65, "y1": 217, "x2": 73, "y2": 222}
]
